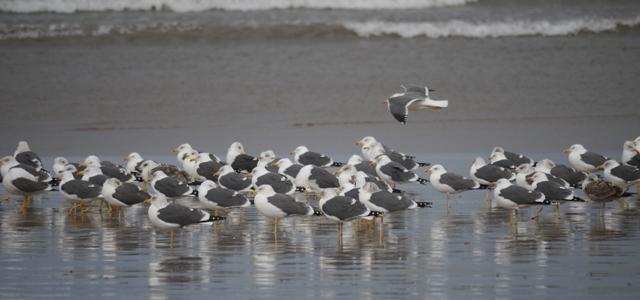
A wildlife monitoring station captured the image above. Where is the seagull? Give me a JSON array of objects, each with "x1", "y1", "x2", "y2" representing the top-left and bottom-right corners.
[
  {"x1": 357, "y1": 183, "x2": 419, "y2": 218},
  {"x1": 59, "y1": 170, "x2": 102, "y2": 215},
  {"x1": 489, "y1": 151, "x2": 516, "y2": 169},
  {"x1": 491, "y1": 147, "x2": 534, "y2": 166},
  {"x1": 515, "y1": 163, "x2": 536, "y2": 190},
  {"x1": 318, "y1": 188, "x2": 372, "y2": 240},
  {"x1": 215, "y1": 165, "x2": 253, "y2": 193},
  {"x1": 426, "y1": 164, "x2": 482, "y2": 208},
  {"x1": 53, "y1": 157, "x2": 80, "y2": 179},
  {"x1": 0, "y1": 156, "x2": 53, "y2": 207},
  {"x1": 470, "y1": 156, "x2": 515, "y2": 185},
  {"x1": 189, "y1": 152, "x2": 225, "y2": 182},
  {"x1": 101, "y1": 178, "x2": 150, "y2": 213},
  {"x1": 295, "y1": 165, "x2": 340, "y2": 194},
  {"x1": 599, "y1": 160, "x2": 640, "y2": 187},
  {"x1": 385, "y1": 85, "x2": 448, "y2": 124},
  {"x1": 172, "y1": 143, "x2": 195, "y2": 164},
  {"x1": 13, "y1": 141, "x2": 44, "y2": 170},
  {"x1": 180, "y1": 149, "x2": 200, "y2": 182},
  {"x1": 564, "y1": 144, "x2": 608, "y2": 173},
  {"x1": 82, "y1": 155, "x2": 134, "y2": 183},
  {"x1": 251, "y1": 166, "x2": 295, "y2": 195},
  {"x1": 272, "y1": 158, "x2": 304, "y2": 183},
  {"x1": 372, "y1": 155, "x2": 428, "y2": 186},
  {"x1": 290, "y1": 145, "x2": 342, "y2": 168},
  {"x1": 253, "y1": 185, "x2": 315, "y2": 238},
  {"x1": 582, "y1": 174, "x2": 634, "y2": 212},
  {"x1": 345, "y1": 154, "x2": 377, "y2": 177},
  {"x1": 492, "y1": 178, "x2": 549, "y2": 216},
  {"x1": 123, "y1": 152, "x2": 145, "y2": 174},
  {"x1": 257, "y1": 150, "x2": 280, "y2": 173},
  {"x1": 151, "y1": 170, "x2": 194, "y2": 199},
  {"x1": 80, "y1": 166, "x2": 110, "y2": 187},
  {"x1": 148, "y1": 194, "x2": 225, "y2": 246},
  {"x1": 530, "y1": 172, "x2": 585, "y2": 203},
  {"x1": 356, "y1": 136, "x2": 429, "y2": 170},
  {"x1": 622, "y1": 140, "x2": 640, "y2": 168},
  {"x1": 226, "y1": 142, "x2": 258, "y2": 173},
  {"x1": 197, "y1": 180, "x2": 250, "y2": 212}
]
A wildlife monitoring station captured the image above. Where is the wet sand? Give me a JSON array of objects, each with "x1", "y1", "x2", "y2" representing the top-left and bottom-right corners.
[{"x1": 0, "y1": 33, "x2": 639, "y2": 156}]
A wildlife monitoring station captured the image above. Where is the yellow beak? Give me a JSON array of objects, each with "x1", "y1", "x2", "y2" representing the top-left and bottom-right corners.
[
  {"x1": 172, "y1": 148, "x2": 179, "y2": 154},
  {"x1": 123, "y1": 155, "x2": 129, "y2": 161},
  {"x1": 490, "y1": 182, "x2": 497, "y2": 188},
  {"x1": 562, "y1": 148, "x2": 571, "y2": 154},
  {"x1": 425, "y1": 168, "x2": 432, "y2": 173},
  {"x1": 289, "y1": 150, "x2": 295, "y2": 155},
  {"x1": 143, "y1": 198, "x2": 152, "y2": 205},
  {"x1": 77, "y1": 170, "x2": 85, "y2": 176},
  {"x1": 355, "y1": 139, "x2": 364, "y2": 146},
  {"x1": 271, "y1": 162, "x2": 279, "y2": 168},
  {"x1": 596, "y1": 165, "x2": 605, "y2": 171},
  {"x1": 213, "y1": 171, "x2": 221, "y2": 177}
]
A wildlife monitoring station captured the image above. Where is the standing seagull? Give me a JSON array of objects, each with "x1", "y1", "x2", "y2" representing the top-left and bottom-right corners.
[
  {"x1": 191, "y1": 152, "x2": 226, "y2": 182},
  {"x1": 13, "y1": 141, "x2": 44, "y2": 170},
  {"x1": 0, "y1": 156, "x2": 53, "y2": 207},
  {"x1": 489, "y1": 151, "x2": 516, "y2": 170},
  {"x1": 493, "y1": 178, "x2": 549, "y2": 216},
  {"x1": 251, "y1": 166, "x2": 295, "y2": 195},
  {"x1": 530, "y1": 172, "x2": 585, "y2": 204},
  {"x1": 290, "y1": 146, "x2": 343, "y2": 168},
  {"x1": 373, "y1": 155, "x2": 428, "y2": 186},
  {"x1": 82, "y1": 155, "x2": 134, "y2": 183},
  {"x1": 197, "y1": 180, "x2": 250, "y2": 212},
  {"x1": 295, "y1": 165, "x2": 340, "y2": 194},
  {"x1": 426, "y1": 164, "x2": 482, "y2": 208},
  {"x1": 273, "y1": 158, "x2": 304, "y2": 183},
  {"x1": 470, "y1": 156, "x2": 515, "y2": 201},
  {"x1": 226, "y1": 142, "x2": 258, "y2": 173},
  {"x1": 491, "y1": 147, "x2": 534, "y2": 166},
  {"x1": 123, "y1": 152, "x2": 145, "y2": 175},
  {"x1": 385, "y1": 85, "x2": 448, "y2": 124},
  {"x1": 253, "y1": 185, "x2": 315, "y2": 239},
  {"x1": 357, "y1": 137, "x2": 429, "y2": 170},
  {"x1": 583, "y1": 174, "x2": 634, "y2": 212},
  {"x1": 151, "y1": 170, "x2": 194, "y2": 199},
  {"x1": 599, "y1": 160, "x2": 640, "y2": 187},
  {"x1": 564, "y1": 144, "x2": 607, "y2": 173},
  {"x1": 102, "y1": 178, "x2": 150, "y2": 213},
  {"x1": 59, "y1": 170, "x2": 102, "y2": 215},
  {"x1": 147, "y1": 194, "x2": 225, "y2": 246},
  {"x1": 215, "y1": 165, "x2": 253, "y2": 193},
  {"x1": 319, "y1": 188, "x2": 372, "y2": 241}
]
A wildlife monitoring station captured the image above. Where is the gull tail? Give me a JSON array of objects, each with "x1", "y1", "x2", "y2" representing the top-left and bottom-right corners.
[
  {"x1": 50, "y1": 178, "x2": 60, "y2": 187},
  {"x1": 296, "y1": 186, "x2": 307, "y2": 192},
  {"x1": 135, "y1": 176, "x2": 144, "y2": 182},
  {"x1": 417, "y1": 162, "x2": 431, "y2": 167},
  {"x1": 331, "y1": 162, "x2": 345, "y2": 167},
  {"x1": 569, "y1": 196, "x2": 586, "y2": 202},
  {"x1": 203, "y1": 215, "x2": 226, "y2": 222},
  {"x1": 313, "y1": 208, "x2": 324, "y2": 216},
  {"x1": 417, "y1": 177, "x2": 430, "y2": 185},
  {"x1": 392, "y1": 188, "x2": 404, "y2": 194},
  {"x1": 416, "y1": 201, "x2": 433, "y2": 208},
  {"x1": 368, "y1": 211, "x2": 384, "y2": 217},
  {"x1": 188, "y1": 181, "x2": 203, "y2": 186},
  {"x1": 191, "y1": 190, "x2": 199, "y2": 197}
]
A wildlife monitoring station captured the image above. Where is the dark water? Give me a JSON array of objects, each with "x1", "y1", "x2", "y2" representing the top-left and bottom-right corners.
[{"x1": 1, "y1": 155, "x2": 639, "y2": 299}]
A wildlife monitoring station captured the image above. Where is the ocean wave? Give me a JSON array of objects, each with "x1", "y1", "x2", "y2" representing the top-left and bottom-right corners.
[
  {"x1": 343, "y1": 16, "x2": 640, "y2": 38},
  {"x1": 0, "y1": 0, "x2": 474, "y2": 13},
  {"x1": 2, "y1": 16, "x2": 639, "y2": 40}
]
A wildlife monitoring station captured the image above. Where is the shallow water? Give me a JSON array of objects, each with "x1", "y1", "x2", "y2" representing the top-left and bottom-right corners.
[{"x1": 1, "y1": 155, "x2": 639, "y2": 299}]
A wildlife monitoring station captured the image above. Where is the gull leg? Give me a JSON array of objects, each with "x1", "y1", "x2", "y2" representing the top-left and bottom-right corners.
[
  {"x1": 531, "y1": 206, "x2": 544, "y2": 220},
  {"x1": 141, "y1": 181, "x2": 148, "y2": 193},
  {"x1": 68, "y1": 202, "x2": 79, "y2": 216},
  {"x1": 379, "y1": 216, "x2": 384, "y2": 244},
  {"x1": 617, "y1": 198, "x2": 627, "y2": 209},
  {"x1": 338, "y1": 223, "x2": 343, "y2": 245},
  {"x1": 600, "y1": 201, "x2": 606, "y2": 217},
  {"x1": 3, "y1": 196, "x2": 11, "y2": 203},
  {"x1": 169, "y1": 230, "x2": 175, "y2": 248},
  {"x1": 22, "y1": 193, "x2": 31, "y2": 210},
  {"x1": 274, "y1": 217, "x2": 279, "y2": 241}
]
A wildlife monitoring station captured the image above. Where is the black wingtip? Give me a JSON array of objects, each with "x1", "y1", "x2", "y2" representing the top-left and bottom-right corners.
[
  {"x1": 477, "y1": 184, "x2": 491, "y2": 190},
  {"x1": 296, "y1": 186, "x2": 306, "y2": 192},
  {"x1": 571, "y1": 196, "x2": 586, "y2": 202},
  {"x1": 368, "y1": 211, "x2": 384, "y2": 217},
  {"x1": 331, "y1": 162, "x2": 344, "y2": 167},
  {"x1": 135, "y1": 176, "x2": 145, "y2": 182},
  {"x1": 191, "y1": 190, "x2": 199, "y2": 197},
  {"x1": 50, "y1": 178, "x2": 60, "y2": 187},
  {"x1": 249, "y1": 199, "x2": 255, "y2": 205},
  {"x1": 416, "y1": 201, "x2": 432, "y2": 208},
  {"x1": 417, "y1": 162, "x2": 431, "y2": 167},
  {"x1": 417, "y1": 177, "x2": 430, "y2": 185},
  {"x1": 392, "y1": 188, "x2": 404, "y2": 194},
  {"x1": 208, "y1": 215, "x2": 226, "y2": 222},
  {"x1": 188, "y1": 181, "x2": 203, "y2": 186},
  {"x1": 313, "y1": 209, "x2": 324, "y2": 216}
]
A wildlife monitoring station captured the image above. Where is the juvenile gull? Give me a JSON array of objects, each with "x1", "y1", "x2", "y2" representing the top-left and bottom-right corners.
[
  {"x1": 197, "y1": 180, "x2": 250, "y2": 211},
  {"x1": 102, "y1": 178, "x2": 150, "y2": 211},
  {"x1": 599, "y1": 160, "x2": 640, "y2": 187},
  {"x1": 426, "y1": 164, "x2": 481, "y2": 208},
  {"x1": 148, "y1": 194, "x2": 225, "y2": 246},
  {"x1": 226, "y1": 142, "x2": 258, "y2": 173},
  {"x1": 582, "y1": 174, "x2": 634, "y2": 211},
  {"x1": 215, "y1": 165, "x2": 252, "y2": 193},
  {"x1": 151, "y1": 170, "x2": 194, "y2": 199},
  {"x1": 291, "y1": 145, "x2": 342, "y2": 168},
  {"x1": 564, "y1": 144, "x2": 608, "y2": 173},
  {"x1": 385, "y1": 85, "x2": 448, "y2": 124},
  {"x1": 491, "y1": 147, "x2": 534, "y2": 166},
  {"x1": 622, "y1": 140, "x2": 640, "y2": 168}
]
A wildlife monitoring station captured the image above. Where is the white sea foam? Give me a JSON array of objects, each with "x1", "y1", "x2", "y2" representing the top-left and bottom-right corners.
[
  {"x1": 343, "y1": 16, "x2": 640, "y2": 38},
  {"x1": 0, "y1": 0, "x2": 474, "y2": 13}
]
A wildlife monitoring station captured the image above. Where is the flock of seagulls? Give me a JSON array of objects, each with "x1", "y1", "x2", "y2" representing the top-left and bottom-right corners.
[{"x1": 0, "y1": 85, "x2": 639, "y2": 245}]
